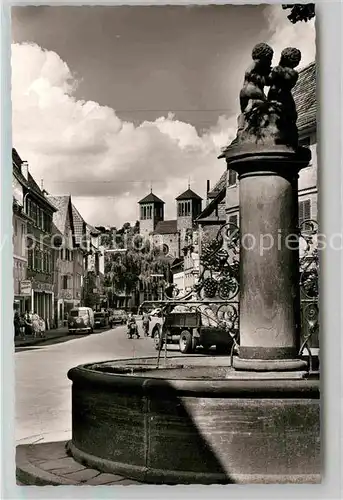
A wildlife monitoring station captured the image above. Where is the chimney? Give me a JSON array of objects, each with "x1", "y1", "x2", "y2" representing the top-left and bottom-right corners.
[
  {"x1": 206, "y1": 180, "x2": 210, "y2": 206},
  {"x1": 21, "y1": 161, "x2": 29, "y2": 181}
]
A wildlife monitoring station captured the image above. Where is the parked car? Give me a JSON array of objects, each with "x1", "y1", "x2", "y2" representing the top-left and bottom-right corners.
[
  {"x1": 109, "y1": 309, "x2": 127, "y2": 327},
  {"x1": 94, "y1": 311, "x2": 109, "y2": 329},
  {"x1": 68, "y1": 307, "x2": 94, "y2": 335},
  {"x1": 151, "y1": 306, "x2": 236, "y2": 354}
]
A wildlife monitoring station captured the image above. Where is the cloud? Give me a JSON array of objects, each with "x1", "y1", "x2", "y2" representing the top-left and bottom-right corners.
[
  {"x1": 264, "y1": 5, "x2": 316, "y2": 68},
  {"x1": 12, "y1": 43, "x2": 233, "y2": 226},
  {"x1": 11, "y1": 7, "x2": 316, "y2": 227}
]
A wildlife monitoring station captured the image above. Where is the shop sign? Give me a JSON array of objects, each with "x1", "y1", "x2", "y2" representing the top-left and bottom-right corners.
[
  {"x1": 20, "y1": 280, "x2": 32, "y2": 296},
  {"x1": 32, "y1": 281, "x2": 53, "y2": 293}
]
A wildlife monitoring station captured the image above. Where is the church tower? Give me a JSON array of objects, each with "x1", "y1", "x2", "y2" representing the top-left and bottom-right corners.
[
  {"x1": 176, "y1": 186, "x2": 202, "y2": 233},
  {"x1": 138, "y1": 191, "x2": 164, "y2": 238}
]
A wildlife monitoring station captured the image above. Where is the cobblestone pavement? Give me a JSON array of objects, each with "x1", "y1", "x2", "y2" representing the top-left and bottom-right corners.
[{"x1": 16, "y1": 441, "x2": 143, "y2": 485}]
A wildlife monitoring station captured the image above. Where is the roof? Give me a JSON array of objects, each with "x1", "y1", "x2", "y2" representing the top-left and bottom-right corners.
[
  {"x1": 209, "y1": 61, "x2": 317, "y2": 198},
  {"x1": 138, "y1": 192, "x2": 164, "y2": 204},
  {"x1": 47, "y1": 195, "x2": 71, "y2": 235},
  {"x1": 72, "y1": 204, "x2": 86, "y2": 245},
  {"x1": 208, "y1": 170, "x2": 227, "y2": 198},
  {"x1": 12, "y1": 148, "x2": 57, "y2": 212},
  {"x1": 292, "y1": 61, "x2": 316, "y2": 133},
  {"x1": 197, "y1": 189, "x2": 226, "y2": 221},
  {"x1": 176, "y1": 188, "x2": 202, "y2": 201},
  {"x1": 154, "y1": 220, "x2": 178, "y2": 235},
  {"x1": 87, "y1": 223, "x2": 100, "y2": 236}
]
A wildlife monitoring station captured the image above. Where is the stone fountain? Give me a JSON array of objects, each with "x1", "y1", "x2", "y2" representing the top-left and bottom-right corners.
[{"x1": 67, "y1": 44, "x2": 320, "y2": 484}]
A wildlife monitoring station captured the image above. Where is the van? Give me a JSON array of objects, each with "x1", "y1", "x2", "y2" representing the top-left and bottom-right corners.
[{"x1": 68, "y1": 307, "x2": 94, "y2": 335}]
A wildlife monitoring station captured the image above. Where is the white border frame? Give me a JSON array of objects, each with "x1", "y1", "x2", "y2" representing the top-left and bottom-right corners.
[{"x1": 1, "y1": 1, "x2": 342, "y2": 499}]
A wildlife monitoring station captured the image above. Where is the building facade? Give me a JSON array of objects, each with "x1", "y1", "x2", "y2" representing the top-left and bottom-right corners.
[
  {"x1": 47, "y1": 195, "x2": 84, "y2": 327},
  {"x1": 12, "y1": 197, "x2": 31, "y2": 314},
  {"x1": 12, "y1": 149, "x2": 57, "y2": 327}
]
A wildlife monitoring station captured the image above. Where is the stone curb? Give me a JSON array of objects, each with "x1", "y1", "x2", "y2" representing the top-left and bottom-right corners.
[
  {"x1": 16, "y1": 442, "x2": 143, "y2": 486},
  {"x1": 15, "y1": 334, "x2": 67, "y2": 348}
]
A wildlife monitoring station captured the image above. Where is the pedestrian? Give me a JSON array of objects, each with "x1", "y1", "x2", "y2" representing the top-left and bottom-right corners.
[
  {"x1": 39, "y1": 318, "x2": 46, "y2": 338},
  {"x1": 142, "y1": 311, "x2": 151, "y2": 337},
  {"x1": 32, "y1": 312, "x2": 40, "y2": 339},
  {"x1": 19, "y1": 313, "x2": 26, "y2": 340},
  {"x1": 14, "y1": 310, "x2": 20, "y2": 338},
  {"x1": 24, "y1": 311, "x2": 32, "y2": 337}
]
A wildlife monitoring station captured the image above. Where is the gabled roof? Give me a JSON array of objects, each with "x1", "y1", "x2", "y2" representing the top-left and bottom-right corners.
[
  {"x1": 197, "y1": 189, "x2": 226, "y2": 221},
  {"x1": 138, "y1": 192, "x2": 164, "y2": 204},
  {"x1": 154, "y1": 220, "x2": 178, "y2": 235},
  {"x1": 47, "y1": 195, "x2": 71, "y2": 235},
  {"x1": 72, "y1": 204, "x2": 86, "y2": 245},
  {"x1": 176, "y1": 188, "x2": 202, "y2": 201},
  {"x1": 208, "y1": 170, "x2": 227, "y2": 198},
  {"x1": 87, "y1": 223, "x2": 100, "y2": 236},
  {"x1": 12, "y1": 148, "x2": 57, "y2": 212}
]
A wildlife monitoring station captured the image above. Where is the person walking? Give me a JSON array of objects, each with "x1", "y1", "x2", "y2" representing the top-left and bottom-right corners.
[
  {"x1": 14, "y1": 310, "x2": 20, "y2": 339},
  {"x1": 39, "y1": 317, "x2": 46, "y2": 339},
  {"x1": 31, "y1": 312, "x2": 40, "y2": 339},
  {"x1": 24, "y1": 311, "x2": 32, "y2": 337},
  {"x1": 19, "y1": 313, "x2": 26, "y2": 340},
  {"x1": 142, "y1": 311, "x2": 151, "y2": 337}
]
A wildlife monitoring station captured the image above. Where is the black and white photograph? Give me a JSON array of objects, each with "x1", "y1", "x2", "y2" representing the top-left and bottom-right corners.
[{"x1": 11, "y1": 4, "x2": 320, "y2": 486}]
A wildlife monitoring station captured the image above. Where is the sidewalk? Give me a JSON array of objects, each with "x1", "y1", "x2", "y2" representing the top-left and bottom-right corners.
[
  {"x1": 15, "y1": 327, "x2": 68, "y2": 348},
  {"x1": 16, "y1": 441, "x2": 142, "y2": 485}
]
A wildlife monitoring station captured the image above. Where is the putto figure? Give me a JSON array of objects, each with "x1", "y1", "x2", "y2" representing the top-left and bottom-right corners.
[
  {"x1": 220, "y1": 43, "x2": 303, "y2": 155},
  {"x1": 239, "y1": 43, "x2": 274, "y2": 114},
  {"x1": 268, "y1": 47, "x2": 302, "y2": 147}
]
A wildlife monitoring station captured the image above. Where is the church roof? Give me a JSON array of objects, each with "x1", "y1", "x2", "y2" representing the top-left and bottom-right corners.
[
  {"x1": 154, "y1": 220, "x2": 178, "y2": 235},
  {"x1": 138, "y1": 192, "x2": 164, "y2": 204},
  {"x1": 176, "y1": 188, "x2": 202, "y2": 201}
]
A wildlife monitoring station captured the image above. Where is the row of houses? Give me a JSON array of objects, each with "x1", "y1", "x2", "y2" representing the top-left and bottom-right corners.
[{"x1": 12, "y1": 149, "x2": 105, "y2": 329}]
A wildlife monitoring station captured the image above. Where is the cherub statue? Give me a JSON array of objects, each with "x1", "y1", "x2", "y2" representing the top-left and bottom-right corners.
[
  {"x1": 267, "y1": 47, "x2": 302, "y2": 146},
  {"x1": 239, "y1": 43, "x2": 274, "y2": 114},
  {"x1": 236, "y1": 43, "x2": 274, "y2": 138}
]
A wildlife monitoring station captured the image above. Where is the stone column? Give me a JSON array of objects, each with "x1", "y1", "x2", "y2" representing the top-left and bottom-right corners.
[{"x1": 225, "y1": 145, "x2": 311, "y2": 372}]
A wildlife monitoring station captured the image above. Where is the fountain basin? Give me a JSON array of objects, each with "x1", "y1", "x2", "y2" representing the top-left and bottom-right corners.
[{"x1": 67, "y1": 356, "x2": 320, "y2": 484}]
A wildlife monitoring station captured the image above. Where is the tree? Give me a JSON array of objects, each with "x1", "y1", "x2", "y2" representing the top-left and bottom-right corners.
[
  {"x1": 103, "y1": 222, "x2": 170, "y2": 307},
  {"x1": 282, "y1": 4, "x2": 315, "y2": 24}
]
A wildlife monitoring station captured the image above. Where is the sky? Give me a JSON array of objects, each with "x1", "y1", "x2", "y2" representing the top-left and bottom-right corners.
[{"x1": 11, "y1": 5, "x2": 316, "y2": 228}]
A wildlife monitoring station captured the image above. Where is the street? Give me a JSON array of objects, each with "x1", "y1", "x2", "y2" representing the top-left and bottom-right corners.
[{"x1": 16, "y1": 319, "x2": 177, "y2": 446}]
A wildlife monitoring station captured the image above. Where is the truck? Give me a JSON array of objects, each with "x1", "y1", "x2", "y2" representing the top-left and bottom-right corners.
[{"x1": 141, "y1": 301, "x2": 238, "y2": 355}]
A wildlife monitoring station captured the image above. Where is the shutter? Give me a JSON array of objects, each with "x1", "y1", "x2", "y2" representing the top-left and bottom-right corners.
[{"x1": 299, "y1": 199, "x2": 311, "y2": 228}]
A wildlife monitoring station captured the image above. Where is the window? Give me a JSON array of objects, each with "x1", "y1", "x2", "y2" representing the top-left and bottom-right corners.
[
  {"x1": 28, "y1": 249, "x2": 33, "y2": 268},
  {"x1": 14, "y1": 219, "x2": 18, "y2": 236},
  {"x1": 62, "y1": 275, "x2": 69, "y2": 289},
  {"x1": 228, "y1": 170, "x2": 237, "y2": 186},
  {"x1": 228, "y1": 214, "x2": 239, "y2": 237},
  {"x1": 229, "y1": 214, "x2": 238, "y2": 226},
  {"x1": 298, "y1": 199, "x2": 311, "y2": 228}
]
